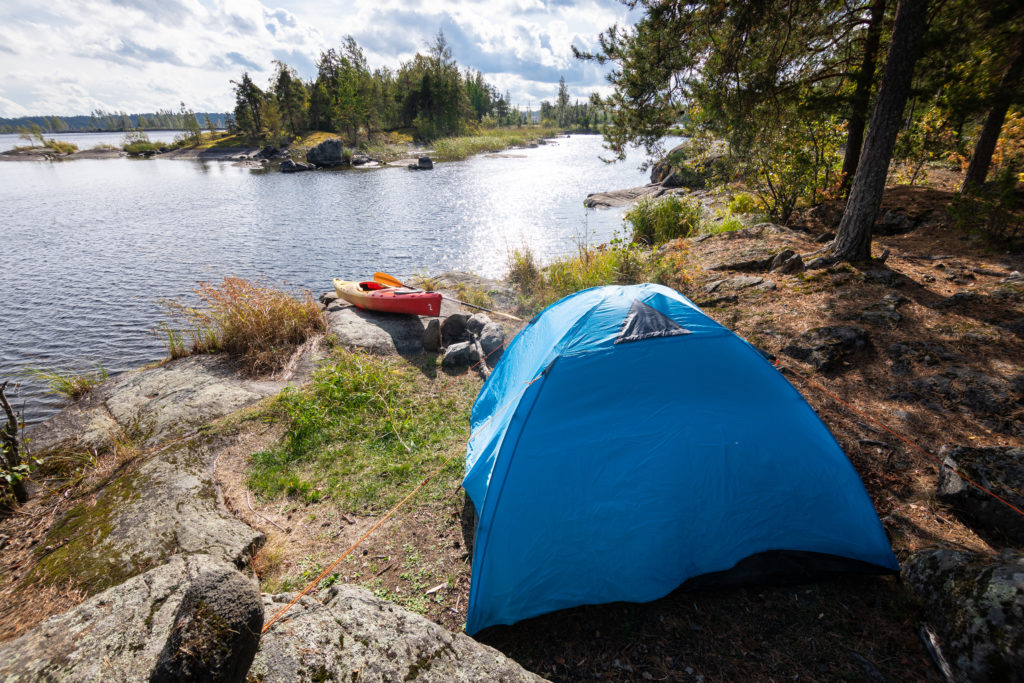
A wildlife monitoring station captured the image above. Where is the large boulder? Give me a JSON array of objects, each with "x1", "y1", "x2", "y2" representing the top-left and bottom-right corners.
[
  {"x1": 479, "y1": 321, "x2": 506, "y2": 363},
  {"x1": 902, "y1": 548, "x2": 1024, "y2": 682},
  {"x1": 782, "y1": 326, "x2": 870, "y2": 372},
  {"x1": 306, "y1": 139, "x2": 348, "y2": 168},
  {"x1": 937, "y1": 446, "x2": 1024, "y2": 546},
  {"x1": 466, "y1": 313, "x2": 490, "y2": 337},
  {"x1": 0, "y1": 554, "x2": 252, "y2": 682},
  {"x1": 650, "y1": 142, "x2": 727, "y2": 189},
  {"x1": 150, "y1": 568, "x2": 264, "y2": 683},
  {"x1": 251, "y1": 585, "x2": 546, "y2": 682},
  {"x1": 408, "y1": 156, "x2": 434, "y2": 170},
  {"x1": 441, "y1": 313, "x2": 470, "y2": 347},
  {"x1": 325, "y1": 303, "x2": 430, "y2": 356}
]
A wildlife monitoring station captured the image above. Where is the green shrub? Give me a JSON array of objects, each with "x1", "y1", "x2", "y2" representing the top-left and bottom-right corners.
[
  {"x1": 624, "y1": 195, "x2": 704, "y2": 246},
  {"x1": 727, "y1": 192, "x2": 758, "y2": 215},
  {"x1": 704, "y1": 213, "x2": 746, "y2": 235},
  {"x1": 507, "y1": 240, "x2": 699, "y2": 314},
  {"x1": 122, "y1": 130, "x2": 161, "y2": 154}
]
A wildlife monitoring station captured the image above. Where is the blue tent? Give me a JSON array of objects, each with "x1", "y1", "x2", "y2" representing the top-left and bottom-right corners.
[{"x1": 463, "y1": 284, "x2": 898, "y2": 635}]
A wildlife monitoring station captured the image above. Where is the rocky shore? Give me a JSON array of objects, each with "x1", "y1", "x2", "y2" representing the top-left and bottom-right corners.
[{"x1": 1, "y1": 199, "x2": 1022, "y2": 681}]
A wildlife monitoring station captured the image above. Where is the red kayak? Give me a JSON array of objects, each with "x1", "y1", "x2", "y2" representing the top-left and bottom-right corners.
[{"x1": 333, "y1": 279, "x2": 442, "y2": 317}]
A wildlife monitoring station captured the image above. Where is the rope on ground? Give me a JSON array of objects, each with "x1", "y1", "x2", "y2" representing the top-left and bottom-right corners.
[
  {"x1": 773, "y1": 359, "x2": 1024, "y2": 520},
  {"x1": 262, "y1": 326, "x2": 531, "y2": 634}
]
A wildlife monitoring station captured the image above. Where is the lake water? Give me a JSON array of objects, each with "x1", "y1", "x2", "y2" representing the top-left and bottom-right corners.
[
  {"x1": 0, "y1": 130, "x2": 185, "y2": 153},
  {"x1": 0, "y1": 134, "x2": 654, "y2": 423}
]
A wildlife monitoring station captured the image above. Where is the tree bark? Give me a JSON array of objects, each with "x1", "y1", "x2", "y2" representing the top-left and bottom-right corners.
[
  {"x1": 833, "y1": 0, "x2": 929, "y2": 262},
  {"x1": 841, "y1": 0, "x2": 888, "y2": 191},
  {"x1": 0, "y1": 382, "x2": 28, "y2": 505},
  {"x1": 961, "y1": 34, "x2": 1024, "y2": 192}
]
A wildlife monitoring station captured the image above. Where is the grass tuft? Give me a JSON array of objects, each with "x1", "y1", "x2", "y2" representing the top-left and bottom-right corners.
[
  {"x1": 246, "y1": 351, "x2": 478, "y2": 510},
  {"x1": 25, "y1": 364, "x2": 108, "y2": 400},
  {"x1": 160, "y1": 277, "x2": 325, "y2": 375},
  {"x1": 508, "y1": 240, "x2": 700, "y2": 314}
]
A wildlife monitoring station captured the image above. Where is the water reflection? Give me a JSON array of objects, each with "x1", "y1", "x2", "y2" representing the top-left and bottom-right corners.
[{"x1": 0, "y1": 134, "x2": 654, "y2": 422}]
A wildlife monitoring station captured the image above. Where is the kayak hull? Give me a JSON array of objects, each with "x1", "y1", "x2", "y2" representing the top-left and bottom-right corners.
[{"x1": 333, "y1": 279, "x2": 442, "y2": 317}]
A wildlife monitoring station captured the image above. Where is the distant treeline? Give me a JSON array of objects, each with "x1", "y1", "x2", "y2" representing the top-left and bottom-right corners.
[
  {"x1": 232, "y1": 31, "x2": 606, "y2": 145},
  {"x1": 0, "y1": 110, "x2": 230, "y2": 134}
]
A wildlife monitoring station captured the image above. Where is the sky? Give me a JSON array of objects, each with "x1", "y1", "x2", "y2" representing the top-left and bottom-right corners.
[{"x1": 0, "y1": 0, "x2": 640, "y2": 118}]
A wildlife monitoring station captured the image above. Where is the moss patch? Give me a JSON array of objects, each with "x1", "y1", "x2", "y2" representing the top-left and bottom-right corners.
[{"x1": 28, "y1": 470, "x2": 141, "y2": 595}]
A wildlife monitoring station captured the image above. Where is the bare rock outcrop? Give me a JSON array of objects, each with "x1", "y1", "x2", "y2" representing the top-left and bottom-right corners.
[
  {"x1": 0, "y1": 554, "x2": 252, "y2": 682},
  {"x1": 902, "y1": 548, "x2": 1024, "y2": 682},
  {"x1": 252, "y1": 585, "x2": 547, "y2": 682},
  {"x1": 26, "y1": 354, "x2": 305, "y2": 454}
]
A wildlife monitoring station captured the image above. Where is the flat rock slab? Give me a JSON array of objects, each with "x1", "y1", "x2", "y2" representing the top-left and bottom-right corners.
[
  {"x1": 703, "y1": 275, "x2": 773, "y2": 294},
  {"x1": 0, "y1": 554, "x2": 246, "y2": 682},
  {"x1": 253, "y1": 585, "x2": 546, "y2": 682},
  {"x1": 26, "y1": 354, "x2": 303, "y2": 454},
  {"x1": 699, "y1": 223, "x2": 809, "y2": 272},
  {"x1": 325, "y1": 272, "x2": 521, "y2": 356},
  {"x1": 30, "y1": 435, "x2": 264, "y2": 596},
  {"x1": 583, "y1": 183, "x2": 687, "y2": 208}
]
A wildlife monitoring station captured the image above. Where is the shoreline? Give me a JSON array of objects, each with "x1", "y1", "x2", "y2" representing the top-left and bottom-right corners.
[
  {"x1": 3, "y1": 204, "x2": 1021, "y2": 679},
  {"x1": 0, "y1": 127, "x2": 590, "y2": 165}
]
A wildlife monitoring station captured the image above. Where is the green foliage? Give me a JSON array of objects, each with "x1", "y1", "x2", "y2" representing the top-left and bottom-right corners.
[
  {"x1": 430, "y1": 128, "x2": 559, "y2": 160},
  {"x1": 17, "y1": 125, "x2": 77, "y2": 154},
  {"x1": 507, "y1": 240, "x2": 699, "y2": 314},
  {"x1": 624, "y1": 195, "x2": 704, "y2": 245},
  {"x1": 246, "y1": 351, "x2": 476, "y2": 509},
  {"x1": 727, "y1": 192, "x2": 759, "y2": 215},
  {"x1": 122, "y1": 130, "x2": 160, "y2": 154},
  {"x1": 174, "y1": 102, "x2": 202, "y2": 146},
  {"x1": 704, "y1": 212, "x2": 747, "y2": 235},
  {"x1": 25, "y1": 364, "x2": 108, "y2": 400},
  {"x1": 742, "y1": 113, "x2": 846, "y2": 222},
  {"x1": 892, "y1": 105, "x2": 958, "y2": 185}
]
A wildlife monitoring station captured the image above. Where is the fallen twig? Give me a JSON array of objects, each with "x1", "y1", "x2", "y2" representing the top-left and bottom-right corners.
[{"x1": 246, "y1": 489, "x2": 287, "y2": 533}]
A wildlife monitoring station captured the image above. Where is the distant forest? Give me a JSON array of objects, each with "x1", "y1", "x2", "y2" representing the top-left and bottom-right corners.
[
  {"x1": 231, "y1": 32, "x2": 604, "y2": 145},
  {"x1": 0, "y1": 110, "x2": 229, "y2": 134}
]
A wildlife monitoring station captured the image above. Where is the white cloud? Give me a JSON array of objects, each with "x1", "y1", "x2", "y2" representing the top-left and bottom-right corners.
[{"x1": 0, "y1": 0, "x2": 634, "y2": 117}]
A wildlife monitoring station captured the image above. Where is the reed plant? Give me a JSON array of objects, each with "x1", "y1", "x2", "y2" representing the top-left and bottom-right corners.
[
  {"x1": 431, "y1": 127, "x2": 561, "y2": 161},
  {"x1": 160, "y1": 277, "x2": 325, "y2": 375},
  {"x1": 26, "y1": 364, "x2": 108, "y2": 400}
]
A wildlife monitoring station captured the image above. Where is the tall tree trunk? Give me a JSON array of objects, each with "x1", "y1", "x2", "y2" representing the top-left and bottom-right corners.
[
  {"x1": 841, "y1": 0, "x2": 888, "y2": 191},
  {"x1": 833, "y1": 0, "x2": 929, "y2": 262},
  {"x1": 961, "y1": 35, "x2": 1024, "y2": 192}
]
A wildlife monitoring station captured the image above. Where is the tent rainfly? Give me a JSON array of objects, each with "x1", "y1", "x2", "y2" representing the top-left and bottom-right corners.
[{"x1": 463, "y1": 284, "x2": 898, "y2": 635}]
